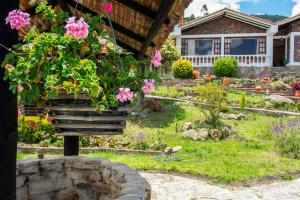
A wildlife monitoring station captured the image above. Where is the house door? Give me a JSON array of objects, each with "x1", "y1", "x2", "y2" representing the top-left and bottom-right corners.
[{"x1": 273, "y1": 39, "x2": 285, "y2": 67}]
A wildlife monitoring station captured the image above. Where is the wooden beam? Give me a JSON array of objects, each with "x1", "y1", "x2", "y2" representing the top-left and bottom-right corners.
[
  {"x1": 64, "y1": 0, "x2": 155, "y2": 47},
  {"x1": 138, "y1": 0, "x2": 175, "y2": 59},
  {"x1": 114, "y1": 0, "x2": 157, "y2": 19},
  {"x1": 0, "y1": 0, "x2": 18, "y2": 199}
]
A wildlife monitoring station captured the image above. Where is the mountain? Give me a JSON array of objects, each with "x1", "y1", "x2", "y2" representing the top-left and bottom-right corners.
[{"x1": 252, "y1": 14, "x2": 288, "y2": 23}]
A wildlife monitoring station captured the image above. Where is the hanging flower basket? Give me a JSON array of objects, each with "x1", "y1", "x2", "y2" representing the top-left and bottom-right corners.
[{"x1": 1, "y1": 2, "x2": 162, "y2": 136}]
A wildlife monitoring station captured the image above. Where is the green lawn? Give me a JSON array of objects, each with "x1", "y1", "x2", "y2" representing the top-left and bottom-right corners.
[{"x1": 17, "y1": 101, "x2": 300, "y2": 183}]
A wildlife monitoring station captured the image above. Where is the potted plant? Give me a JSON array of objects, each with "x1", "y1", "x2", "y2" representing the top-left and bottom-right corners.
[
  {"x1": 204, "y1": 74, "x2": 213, "y2": 82},
  {"x1": 192, "y1": 69, "x2": 200, "y2": 79},
  {"x1": 223, "y1": 77, "x2": 231, "y2": 86},
  {"x1": 1, "y1": 2, "x2": 160, "y2": 135},
  {"x1": 293, "y1": 82, "x2": 300, "y2": 97},
  {"x1": 255, "y1": 85, "x2": 263, "y2": 92}
]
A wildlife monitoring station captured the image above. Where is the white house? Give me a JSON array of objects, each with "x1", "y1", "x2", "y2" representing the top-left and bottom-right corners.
[{"x1": 171, "y1": 8, "x2": 300, "y2": 77}]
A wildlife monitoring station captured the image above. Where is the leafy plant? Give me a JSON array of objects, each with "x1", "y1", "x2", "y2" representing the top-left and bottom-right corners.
[
  {"x1": 132, "y1": 132, "x2": 150, "y2": 150},
  {"x1": 293, "y1": 82, "x2": 300, "y2": 90},
  {"x1": 160, "y1": 36, "x2": 180, "y2": 72},
  {"x1": 239, "y1": 92, "x2": 247, "y2": 109},
  {"x1": 213, "y1": 57, "x2": 238, "y2": 78},
  {"x1": 172, "y1": 59, "x2": 193, "y2": 79},
  {"x1": 1, "y1": 2, "x2": 156, "y2": 111},
  {"x1": 195, "y1": 83, "x2": 227, "y2": 128}
]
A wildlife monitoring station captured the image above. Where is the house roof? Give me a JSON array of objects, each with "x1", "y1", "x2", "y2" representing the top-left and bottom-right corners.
[
  {"x1": 181, "y1": 8, "x2": 275, "y2": 31},
  {"x1": 19, "y1": 0, "x2": 192, "y2": 58},
  {"x1": 277, "y1": 14, "x2": 300, "y2": 27}
]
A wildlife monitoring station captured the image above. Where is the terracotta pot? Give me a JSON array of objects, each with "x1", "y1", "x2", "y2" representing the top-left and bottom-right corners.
[
  {"x1": 223, "y1": 78, "x2": 231, "y2": 86},
  {"x1": 193, "y1": 69, "x2": 200, "y2": 79},
  {"x1": 255, "y1": 85, "x2": 262, "y2": 92},
  {"x1": 204, "y1": 75, "x2": 212, "y2": 82},
  {"x1": 295, "y1": 90, "x2": 300, "y2": 97}
]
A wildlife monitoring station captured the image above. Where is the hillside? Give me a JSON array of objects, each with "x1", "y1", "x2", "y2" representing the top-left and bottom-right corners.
[{"x1": 252, "y1": 14, "x2": 288, "y2": 23}]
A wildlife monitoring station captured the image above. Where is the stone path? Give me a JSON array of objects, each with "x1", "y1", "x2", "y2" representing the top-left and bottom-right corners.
[{"x1": 140, "y1": 172, "x2": 300, "y2": 200}]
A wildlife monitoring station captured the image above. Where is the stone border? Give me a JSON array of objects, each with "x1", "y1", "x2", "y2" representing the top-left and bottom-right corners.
[
  {"x1": 146, "y1": 95, "x2": 300, "y2": 116},
  {"x1": 17, "y1": 156, "x2": 151, "y2": 200},
  {"x1": 18, "y1": 146, "x2": 162, "y2": 155}
]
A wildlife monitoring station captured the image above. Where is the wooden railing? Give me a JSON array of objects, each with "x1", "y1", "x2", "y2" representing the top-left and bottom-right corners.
[{"x1": 181, "y1": 55, "x2": 270, "y2": 67}]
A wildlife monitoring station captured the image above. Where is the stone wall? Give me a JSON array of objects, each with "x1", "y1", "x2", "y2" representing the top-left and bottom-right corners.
[
  {"x1": 16, "y1": 157, "x2": 151, "y2": 200},
  {"x1": 193, "y1": 66, "x2": 272, "y2": 78}
]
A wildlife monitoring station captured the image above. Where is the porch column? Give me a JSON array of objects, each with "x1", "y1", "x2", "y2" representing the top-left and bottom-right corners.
[
  {"x1": 285, "y1": 37, "x2": 288, "y2": 60},
  {"x1": 175, "y1": 36, "x2": 182, "y2": 56},
  {"x1": 290, "y1": 33, "x2": 295, "y2": 65},
  {"x1": 221, "y1": 36, "x2": 225, "y2": 55},
  {"x1": 266, "y1": 34, "x2": 273, "y2": 67}
]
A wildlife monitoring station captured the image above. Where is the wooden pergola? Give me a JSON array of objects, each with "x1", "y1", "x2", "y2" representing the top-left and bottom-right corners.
[{"x1": 0, "y1": 0, "x2": 191, "y2": 199}]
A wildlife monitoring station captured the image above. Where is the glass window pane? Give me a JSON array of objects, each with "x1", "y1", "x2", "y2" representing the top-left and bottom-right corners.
[
  {"x1": 230, "y1": 38, "x2": 258, "y2": 55},
  {"x1": 195, "y1": 39, "x2": 213, "y2": 55}
]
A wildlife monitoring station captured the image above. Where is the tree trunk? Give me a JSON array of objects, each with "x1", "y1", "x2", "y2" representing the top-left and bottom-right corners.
[{"x1": 0, "y1": 0, "x2": 19, "y2": 199}]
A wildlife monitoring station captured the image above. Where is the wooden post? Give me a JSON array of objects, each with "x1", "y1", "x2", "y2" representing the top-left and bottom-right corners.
[
  {"x1": 64, "y1": 136, "x2": 79, "y2": 156},
  {"x1": 0, "y1": 0, "x2": 19, "y2": 199}
]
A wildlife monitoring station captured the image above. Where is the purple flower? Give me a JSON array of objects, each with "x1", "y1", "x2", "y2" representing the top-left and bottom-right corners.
[
  {"x1": 65, "y1": 17, "x2": 89, "y2": 39},
  {"x1": 5, "y1": 9, "x2": 30, "y2": 30},
  {"x1": 142, "y1": 79, "x2": 155, "y2": 93}
]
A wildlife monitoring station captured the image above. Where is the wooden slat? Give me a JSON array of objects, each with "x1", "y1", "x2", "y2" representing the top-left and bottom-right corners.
[
  {"x1": 50, "y1": 115, "x2": 126, "y2": 121},
  {"x1": 56, "y1": 131, "x2": 123, "y2": 136},
  {"x1": 48, "y1": 94, "x2": 90, "y2": 100},
  {"x1": 52, "y1": 123, "x2": 125, "y2": 129},
  {"x1": 45, "y1": 106, "x2": 131, "y2": 112}
]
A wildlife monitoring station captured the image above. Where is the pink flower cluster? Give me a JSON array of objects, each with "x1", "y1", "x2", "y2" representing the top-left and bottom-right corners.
[
  {"x1": 5, "y1": 9, "x2": 30, "y2": 30},
  {"x1": 151, "y1": 50, "x2": 162, "y2": 68},
  {"x1": 102, "y1": 2, "x2": 113, "y2": 13},
  {"x1": 142, "y1": 79, "x2": 155, "y2": 93},
  {"x1": 65, "y1": 17, "x2": 89, "y2": 39},
  {"x1": 4, "y1": 64, "x2": 15, "y2": 71},
  {"x1": 116, "y1": 88, "x2": 134, "y2": 102}
]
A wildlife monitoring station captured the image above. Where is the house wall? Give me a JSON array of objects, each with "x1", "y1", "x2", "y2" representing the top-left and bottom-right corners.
[
  {"x1": 294, "y1": 36, "x2": 300, "y2": 62},
  {"x1": 182, "y1": 17, "x2": 266, "y2": 35}
]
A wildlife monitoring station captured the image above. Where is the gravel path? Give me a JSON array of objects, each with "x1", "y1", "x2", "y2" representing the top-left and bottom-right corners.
[{"x1": 140, "y1": 172, "x2": 300, "y2": 200}]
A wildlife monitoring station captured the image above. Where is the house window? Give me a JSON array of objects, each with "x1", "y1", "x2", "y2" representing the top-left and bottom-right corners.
[
  {"x1": 214, "y1": 38, "x2": 221, "y2": 54},
  {"x1": 225, "y1": 38, "x2": 231, "y2": 55},
  {"x1": 230, "y1": 38, "x2": 258, "y2": 55},
  {"x1": 258, "y1": 37, "x2": 266, "y2": 54},
  {"x1": 181, "y1": 39, "x2": 188, "y2": 56},
  {"x1": 195, "y1": 39, "x2": 214, "y2": 55}
]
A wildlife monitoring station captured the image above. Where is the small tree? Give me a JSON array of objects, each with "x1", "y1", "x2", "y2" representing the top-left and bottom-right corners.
[
  {"x1": 195, "y1": 83, "x2": 227, "y2": 128},
  {"x1": 160, "y1": 36, "x2": 180, "y2": 74}
]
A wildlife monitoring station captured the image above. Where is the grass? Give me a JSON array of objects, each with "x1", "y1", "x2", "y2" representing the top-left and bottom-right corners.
[{"x1": 17, "y1": 101, "x2": 300, "y2": 183}]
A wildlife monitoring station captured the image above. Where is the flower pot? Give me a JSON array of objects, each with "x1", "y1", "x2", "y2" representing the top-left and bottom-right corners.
[
  {"x1": 223, "y1": 78, "x2": 231, "y2": 86},
  {"x1": 193, "y1": 69, "x2": 200, "y2": 79},
  {"x1": 46, "y1": 92, "x2": 129, "y2": 136},
  {"x1": 255, "y1": 85, "x2": 262, "y2": 92},
  {"x1": 295, "y1": 90, "x2": 300, "y2": 97},
  {"x1": 204, "y1": 75, "x2": 212, "y2": 82}
]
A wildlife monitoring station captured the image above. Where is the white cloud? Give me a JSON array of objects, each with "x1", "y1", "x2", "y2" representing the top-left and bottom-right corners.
[
  {"x1": 184, "y1": 0, "x2": 259, "y2": 17},
  {"x1": 292, "y1": 0, "x2": 300, "y2": 16}
]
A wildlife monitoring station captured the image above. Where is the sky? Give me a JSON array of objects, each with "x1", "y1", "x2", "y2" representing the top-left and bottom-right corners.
[{"x1": 185, "y1": 0, "x2": 299, "y2": 18}]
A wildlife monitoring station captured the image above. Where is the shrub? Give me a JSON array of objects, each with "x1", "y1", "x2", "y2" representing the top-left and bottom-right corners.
[
  {"x1": 18, "y1": 116, "x2": 56, "y2": 144},
  {"x1": 213, "y1": 57, "x2": 238, "y2": 78},
  {"x1": 195, "y1": 83, "x2": 227, "y2": 128},
  {"x1": 239, "y1": 92, "x2": 247, "y2": 109},
  {"x1": 272, "y1": 118, "x2": 300, "y2": 159},
  {"x1": 160, "y1": 37, "x2": 180, "y2": 72},
  {"x1": 172, "y1": 59, "x2": 193, "y2": 79}
]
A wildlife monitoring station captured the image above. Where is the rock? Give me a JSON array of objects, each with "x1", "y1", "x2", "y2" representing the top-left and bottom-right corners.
[
  {"x1": 172, "y1": 146, "x2": 182, "y2": 153},
  {"x1": 183, "y1": 122, "x2": 192, "y2": 131},
  {"x1": 210, "y1": 129, "x2": 222, "y2": 140},
  {"x1": 226, "y1": 114, "x2": 239, "y2": 120},
  {"x1": 16, "y1": 186, "x2": 28, "y2": 200},
  {"x1": 222, "y1": 126, "x2": 233, "y2": 138},
  {"x1": 181, "y1": 129, "x2": 199, "y2": 140},
  {"x1": 237, "y1": 113, "x2": 247, "y2": 120},
  {"x1": 16, "y1": 175, "x2": 26, "y2": 188},
  {"x1": 197, "y1": 128, "x2": 209, "y2": 140},
  {"x1": 265, "y1": 95, "x2": 295, "y2": 105},
  {"x1": 164, "y1": 147, "x2": 173, "y2": 155}
]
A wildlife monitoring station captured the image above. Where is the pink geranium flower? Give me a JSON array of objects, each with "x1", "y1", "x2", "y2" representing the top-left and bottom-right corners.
[
  {"x1": 5, "y1": 9, "x2": 30, "y2": 30},
  {"x1": 102, "y1": 2, "x2": 113, "y2": 13},
  {"x1": 65, "y1": 17, "x2": 89, "y2": 39},
  {"x1": 4, "y1": 64, "x2": 15, "y2": 71},
  {"x1": 151, "y1": 50, "x2": 162, "y2": 68},
  {"x1": 142, "y1": 79, "x2": 155, "y2": 93},
  {"x1": 116, "y1": 88, "x2": 134, "y2": 102}
]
